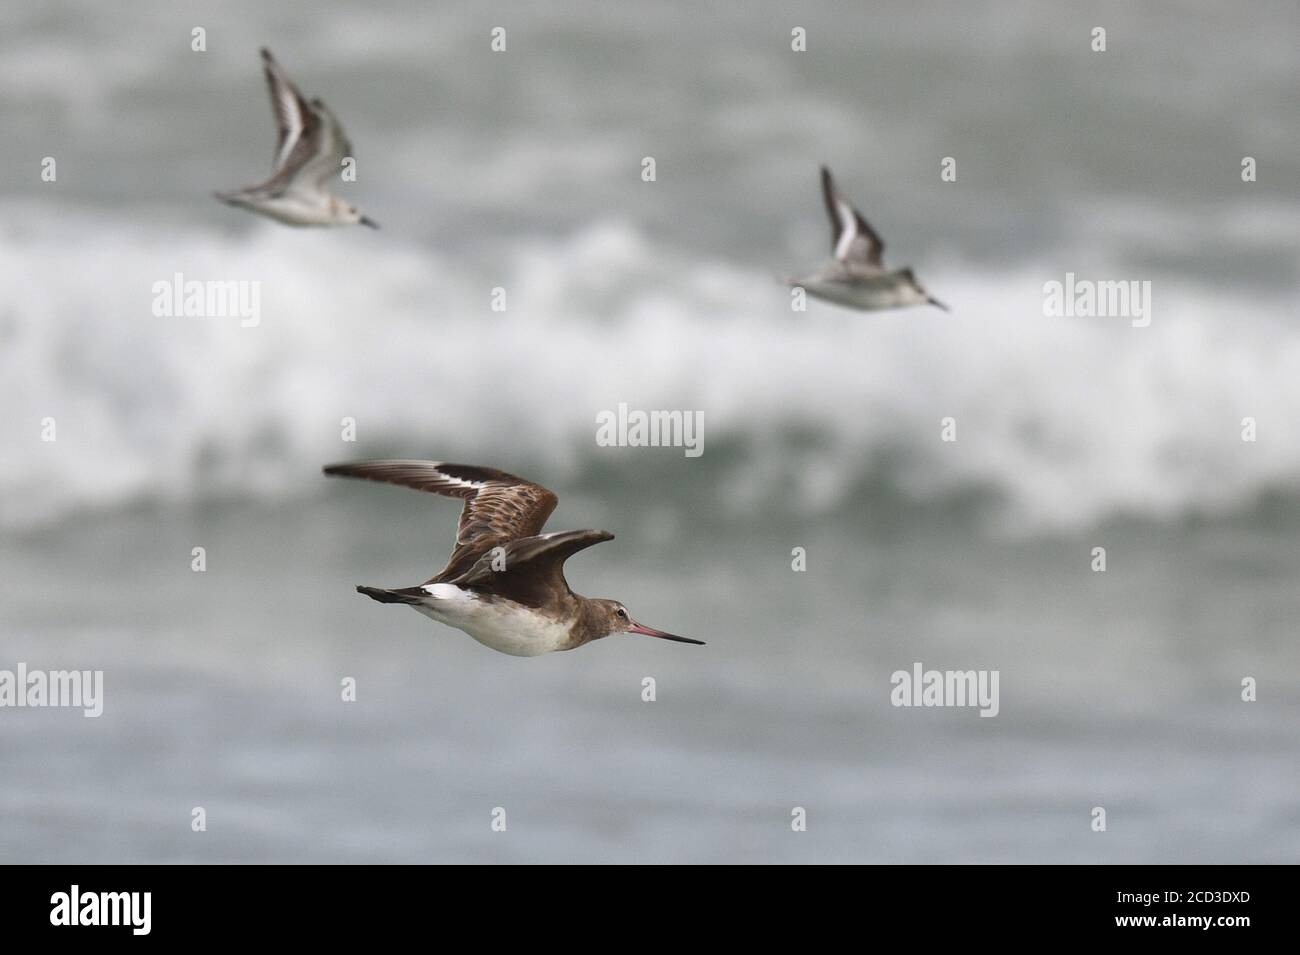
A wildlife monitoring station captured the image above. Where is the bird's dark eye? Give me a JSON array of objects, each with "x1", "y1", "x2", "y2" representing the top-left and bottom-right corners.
[{"x1": 616, "y1": 608, "x2": 627, "y2": 619}]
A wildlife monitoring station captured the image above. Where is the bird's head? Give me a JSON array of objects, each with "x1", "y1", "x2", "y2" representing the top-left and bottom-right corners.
[
  {"x1": 589, "y1": 598, "x2": 704, "y2": 646},
  {"x1": 900, "y1": 268, "x2": 948, "y2": 311},
  {"x1": 334, "y1": 199, "x2": 379, "y2": 228}
]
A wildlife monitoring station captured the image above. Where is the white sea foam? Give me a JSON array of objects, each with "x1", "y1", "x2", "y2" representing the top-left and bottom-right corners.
[{"x1": 2, "y1": 210, "x2": 1298, "y2": 532}]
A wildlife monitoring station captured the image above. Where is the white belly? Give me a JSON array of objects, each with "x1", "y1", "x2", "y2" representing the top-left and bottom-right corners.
[
  {"x1": 411, "y1": 584, "x2": 572, "y2": 657},
  {"x1": 800, "y1": 277, "x2": 906, "y2": 311},
  {"x1": 234, "y1": 193, "x2": 337, "y2": 227}
]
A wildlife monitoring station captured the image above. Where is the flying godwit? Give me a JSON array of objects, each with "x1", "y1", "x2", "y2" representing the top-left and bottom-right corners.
[
  {"x1": 323, "y1": 460, "x2": 703, "y2": 656},
  {"x1": 215, "y1": 48, "x2": 378, "y2": 228},
  {"x1": 787, "y1": 165, "x2": 947, "y2": 311}
]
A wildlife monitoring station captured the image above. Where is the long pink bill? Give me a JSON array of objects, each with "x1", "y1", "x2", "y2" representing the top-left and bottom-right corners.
[{"x1": 628, "y1": 621, "x2": 705, "y2": 646}]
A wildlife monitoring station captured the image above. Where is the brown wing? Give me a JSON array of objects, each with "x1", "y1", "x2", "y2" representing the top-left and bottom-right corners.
[
  {"x1": 453, "y1": 530, "x2": 615, "y2": 607},
  {"x1": 821, "y1": 165, "x2": 884, "y2": 268},
  {"x1": 322, "y1": 460, "x2": 559, "y2": 582}
]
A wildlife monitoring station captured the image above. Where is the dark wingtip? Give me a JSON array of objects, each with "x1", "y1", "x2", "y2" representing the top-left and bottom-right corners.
[{"x1": 260, "y1": 47, "x2": 273, "y2": 61}]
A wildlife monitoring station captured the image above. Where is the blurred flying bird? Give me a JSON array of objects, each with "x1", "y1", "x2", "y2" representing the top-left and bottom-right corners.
[
  {"x1": 215, "y1": 48, "x2": 377, "y2": 228},
  {"x1": 787, "y1": 165, "x2": 946, "y2": 311}
]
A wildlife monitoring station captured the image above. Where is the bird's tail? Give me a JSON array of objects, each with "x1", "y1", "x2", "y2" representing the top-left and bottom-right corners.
[
  {"x1": 356, "y1": 585, "x2": 426, "y2": 605},
  {"x1": 213, "y1": 189, "x2": 253, "y2": 207}
]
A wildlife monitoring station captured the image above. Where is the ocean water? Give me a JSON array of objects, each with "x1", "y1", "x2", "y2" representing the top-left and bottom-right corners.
[{"x1": 1, "y1": 0, "x2": 1298, "y2": 863}]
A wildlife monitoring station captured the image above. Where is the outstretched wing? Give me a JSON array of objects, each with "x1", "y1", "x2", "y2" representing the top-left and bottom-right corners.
[
  {"x1": 821, "y1": 165, "x2": 885, "y2": 268},
  {"x1": 301, "y1": 97, "x2": 352, "y2": 189},
  {"x1": 454, "y1": 529, "x2": 615, "y2": 606},
  {"x1": 261, "y1": 49, "x2": 319, "y2": 175},
  {"x1": 322, "y1": 460, "x2": 559, "y2": 582}
]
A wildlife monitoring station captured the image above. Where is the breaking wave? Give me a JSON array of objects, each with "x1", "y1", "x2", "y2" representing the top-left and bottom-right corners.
[{"x1": 2, "y1": 208, "x2": 1299, "y2": 532}]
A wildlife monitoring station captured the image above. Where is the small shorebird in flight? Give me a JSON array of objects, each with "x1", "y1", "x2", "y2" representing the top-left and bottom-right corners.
[
  {"x1": 788, "y1": 166, "x2": 946, "y2": 312},
  {"x1": 323, "y1": 460, "x2": 703, "y2": 656},
  {"x1": 215, "y1": 48, "x2": 377, "y2": 228}
]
